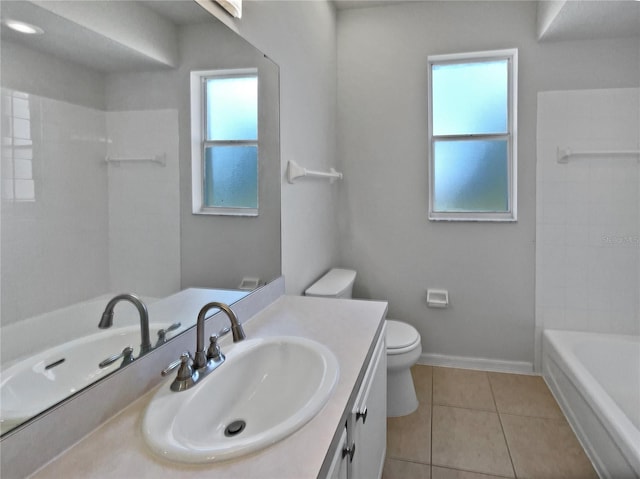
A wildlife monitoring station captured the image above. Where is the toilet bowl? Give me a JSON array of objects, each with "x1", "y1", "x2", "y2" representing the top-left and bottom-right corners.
[
  {"x1": 385, "y1": 320, "x2": 421, "y2": 416},
  {"x1": 304, "y1": 268, "x2": 421, "y2": 417}
]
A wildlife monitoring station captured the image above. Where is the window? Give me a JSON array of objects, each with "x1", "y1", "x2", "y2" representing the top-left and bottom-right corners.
[
  {"x1": 2, "y1": 90, "x2": 35, "y2": 202},
  {"x1": 191, "y1": 69, "x2": 258, "y2": 216},
  {"x1": 428, "y1": 49, "x2": 517, "y2": 221}
]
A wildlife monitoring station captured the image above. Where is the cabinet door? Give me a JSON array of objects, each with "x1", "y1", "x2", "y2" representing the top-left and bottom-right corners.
[
  {"x1": 326, "y1": 426, "x2": 349, "y2": 479},
  {"x1": 350, "y1": 327, "x2": 387, "y2": 479}
]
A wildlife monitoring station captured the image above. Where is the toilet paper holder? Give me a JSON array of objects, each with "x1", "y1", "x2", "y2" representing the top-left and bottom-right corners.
[{"x1": 426, "y1": 289, "x2": 449, "y2": 308}]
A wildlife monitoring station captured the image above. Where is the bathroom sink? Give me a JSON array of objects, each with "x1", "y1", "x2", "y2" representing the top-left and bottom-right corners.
[
  {"x1": 142, "y1": 336, "x2": 339, "y2": 464},
  {"x1": 0, "y1": 324, "x2": 175, "y2": 434}
]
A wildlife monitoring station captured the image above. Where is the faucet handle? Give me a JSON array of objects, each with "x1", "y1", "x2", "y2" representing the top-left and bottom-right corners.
[
  {"x1": 99, "y1": 346, "x2": 134, "y2": 369},
  {"x1": 156, "y1": 322, "x2": 182, "y2": 347},
  {"x1": 162, "y1": 352, "x2": 197, "y2": 392},
  {"x1": 162, "y1": 352, "x2": 193, "y2": 380},
  {"x1": 207, "y1": 330, "x2": 228, "y2": 362}
]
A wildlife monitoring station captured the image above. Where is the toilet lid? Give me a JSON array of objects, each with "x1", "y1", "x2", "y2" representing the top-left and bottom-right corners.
[{"x1": 386, "y1": 320, "x2": 419, "y2": 349}]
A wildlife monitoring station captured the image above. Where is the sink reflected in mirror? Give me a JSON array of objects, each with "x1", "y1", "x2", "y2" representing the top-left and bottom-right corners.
[
  {"x1": 0, "y1": 0, "x2": 280, "y2": 437},
  {"x1": 143, "y1": 336, "x2": 339, "y2": 464},
  {"x1": 0, "y1": 323, "x2": 176, "y2": 435}
]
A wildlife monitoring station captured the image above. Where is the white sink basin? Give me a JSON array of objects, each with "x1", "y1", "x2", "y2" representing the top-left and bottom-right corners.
[
  {"x1": 0, "y1": 324, "x2": 173, "y2": 434},
  {"x1": 142, "y1": 336, "x2": 339, "y2": 464}
]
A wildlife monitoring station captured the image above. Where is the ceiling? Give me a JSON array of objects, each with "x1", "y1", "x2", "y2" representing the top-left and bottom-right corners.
[
  {"x1": 333, "y1": 0, "x2": 640, "y2": 42},
  {"x1": 140, "y1": 0, "x2": 214, "y2": 25},
  {"x1": 0, "y1": 0, "x2": 214, "y2": 73},
  {"x1": 2, "y1": 0, "x2": 637, "y2": 74},
  {"x1": 538, "y1": 1, "x2": 640, "y2": 42}
]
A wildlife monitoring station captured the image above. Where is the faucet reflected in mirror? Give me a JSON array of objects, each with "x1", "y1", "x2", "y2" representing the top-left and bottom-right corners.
[
  {"x1": 98, "y1": 293, "x2": 152, "y2": 356},
  {"x1": 0, "y1": 0, "x2": 280, "y2": 437}
]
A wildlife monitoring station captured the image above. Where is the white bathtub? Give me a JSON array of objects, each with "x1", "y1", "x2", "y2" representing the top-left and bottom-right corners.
[{"x1": 543, "y1": 329, "x2": 640, "y2": 479}]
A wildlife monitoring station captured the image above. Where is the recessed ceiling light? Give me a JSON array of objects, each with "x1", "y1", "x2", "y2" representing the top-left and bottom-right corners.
[{"x1": 4, "y1": 19, "x2": 44, "y2": 35}]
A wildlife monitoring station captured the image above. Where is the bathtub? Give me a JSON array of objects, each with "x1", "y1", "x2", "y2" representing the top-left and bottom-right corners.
[{"x1": 543, "y1": 329, "x2": 640, "y2": 479}]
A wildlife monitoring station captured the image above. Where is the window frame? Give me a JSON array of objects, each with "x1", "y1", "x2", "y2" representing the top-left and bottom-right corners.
[
  {"x1": 190, "y1": 68, "x2": 259, "y2": 216},
  {"x1": 427, "y1": 48, "x2": 518, "y2": 222}
]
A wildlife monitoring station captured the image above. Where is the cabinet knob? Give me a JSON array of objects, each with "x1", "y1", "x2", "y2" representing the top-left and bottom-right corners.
[
  {"x1": 356, "y1": 407, "x2": 368, "y2": 424},
  {"x1": 342, "y1": 442, "x2": 356, "y2": 462}
]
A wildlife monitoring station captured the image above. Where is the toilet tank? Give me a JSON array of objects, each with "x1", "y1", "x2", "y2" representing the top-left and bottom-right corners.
[{"x1": 304, "y1": 269, "x2": 357, "y2": 299}]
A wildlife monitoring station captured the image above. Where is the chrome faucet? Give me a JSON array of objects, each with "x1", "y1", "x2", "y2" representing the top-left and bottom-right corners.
[
  {"x1": 193, "y1": 301, "x2": 245, "y2": 369},
  {"x1": 162, "y1": 302, "x2": 245, "y2": 392},
  {"x1": 99, "y1": 293, "x2": 152, "y2": 355}
]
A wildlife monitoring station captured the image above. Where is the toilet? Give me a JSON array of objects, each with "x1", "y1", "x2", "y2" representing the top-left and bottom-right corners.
[{"x1": 305, "y1": 268, "x2": 421, "y2": 417}]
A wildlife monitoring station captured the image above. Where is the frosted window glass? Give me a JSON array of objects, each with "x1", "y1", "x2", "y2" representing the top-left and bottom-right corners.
[
  {"x1": 432, "y1": 60, "x2": 508, "y2": 136},
  {"x1": 206, "y1": 76, "x2": 257, "y2": 141},
  {"x1": 433, "y1": 140, "x2": 508, "y2": 212},
  {"x1": 204, "y1": 146, "x2": 258, "y2": 208}
]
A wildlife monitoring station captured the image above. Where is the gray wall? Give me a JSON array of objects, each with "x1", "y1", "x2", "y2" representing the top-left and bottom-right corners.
[
  {"x1": 205, "y1": 1, "x2": 341, "y2": 294},
  {"x1": 336, "y1": 1, "x2": 639, "y2": 365},
  {"x1": 1, "y1": 40, "x2": 105, "y2": 110},
  {"x1": 105, "y1": 21, "x2": 281, "y2": 290}
]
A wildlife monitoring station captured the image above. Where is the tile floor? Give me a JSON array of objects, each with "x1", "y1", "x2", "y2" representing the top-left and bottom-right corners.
[{"x1": 383, "y1": 365, "x2": 598, "y2": 479}]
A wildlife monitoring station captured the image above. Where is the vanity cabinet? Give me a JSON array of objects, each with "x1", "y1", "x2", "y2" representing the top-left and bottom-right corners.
[
  {"x1": 327, "y1": 426, "x2": 349, "y2": 479},
  {"x1": 326, "y1": 325, "x2": 387, "y2": 479}
]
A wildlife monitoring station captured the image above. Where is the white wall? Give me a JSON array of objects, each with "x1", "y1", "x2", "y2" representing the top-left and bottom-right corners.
[
  {"x1": 536, "y1": 88, "x2": 639, "y2": 367},
  {"x1": 202, "y1": 1, "x2": 340, "y2": 294},
  {"x1": 336, "y1": 1, "x2": 639, "y2": 367},
  {"x1": 1, "y1": 42, "x2": 110, "y2": 326}
]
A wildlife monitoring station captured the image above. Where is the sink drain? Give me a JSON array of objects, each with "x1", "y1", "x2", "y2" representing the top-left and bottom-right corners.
[{"x1": 224, "y1": 419, "x2": 246, "y2": 437}]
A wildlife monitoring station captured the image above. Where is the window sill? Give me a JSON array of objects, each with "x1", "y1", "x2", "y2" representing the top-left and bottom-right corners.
[
  {"x1": 193, "y1": 207, "x2": 258, "y2": 217},
  {"x1": 428, "y1": 212, "x2": 517, "y2": 222}
]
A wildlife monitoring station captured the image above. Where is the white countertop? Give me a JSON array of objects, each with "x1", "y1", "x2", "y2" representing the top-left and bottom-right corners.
[{"x1": 30, "y1": 295, "x2": 387, "y2": 479}]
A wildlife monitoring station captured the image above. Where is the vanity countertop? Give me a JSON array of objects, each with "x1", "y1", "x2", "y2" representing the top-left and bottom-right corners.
[{"x1": 30, "y1": 295, "x2": 387, "y2": 479}]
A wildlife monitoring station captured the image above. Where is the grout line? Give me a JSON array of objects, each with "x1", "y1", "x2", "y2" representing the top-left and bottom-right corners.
[
  {"x1": 430, "y1": 365, "x2": 434, "y2": 479},
  {"x1": 432, "y1": 403, "x2": 498, "y2": 414},
  {"x1": 386, "y1": 456, "x2": 431, "y2": 466},
  {"x1": 498, "y1": 411, "x2": 567, "y2": 421},
  {"x1": 432, "y1": 464, "x2": 517, "y2": 479},
  {"x1": 487, "y1": 372, "x2": 518, "y2": 479}
]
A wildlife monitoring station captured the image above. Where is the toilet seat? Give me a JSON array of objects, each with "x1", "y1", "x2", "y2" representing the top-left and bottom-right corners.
[{"x1": 386, "y1": 320, "x2": 420, "y2": 355}]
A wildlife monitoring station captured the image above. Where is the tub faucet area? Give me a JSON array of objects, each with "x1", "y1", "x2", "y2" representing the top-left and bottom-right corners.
[{"x1": 99, "y1": 293, "x2": 152, "y2": 355}]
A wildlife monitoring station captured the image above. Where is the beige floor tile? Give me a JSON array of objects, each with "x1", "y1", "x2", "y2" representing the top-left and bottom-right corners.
[
  {"x1": 488, "y1": 372, "x2": 563, "y2": 418},
  {"x1": 433, "y1": 367, "x2": 495, "y2": 411},
  {"x1": 501, "y1": 414, "x2": 598, "y2": 479},
  {"x1": 382, "y1": 458, "x2": 431, "y2": 479},
  {"x1": 432, "y1": 466, "x2": 511, "y2": 479},
  {"x1": 432, "y1": 406, "x2": 514, "y2": 478},
  {"x1": 411, "y1": 365, "x2": 433, "y2": 404},
  {"x1": 387, "y1": 401, "x2": 431, "y2": 463}
]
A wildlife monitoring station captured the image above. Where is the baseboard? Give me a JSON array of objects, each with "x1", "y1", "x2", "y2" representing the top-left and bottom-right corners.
[{"x1": 418, "y1": 352, "x2": 535, "y2": 375}]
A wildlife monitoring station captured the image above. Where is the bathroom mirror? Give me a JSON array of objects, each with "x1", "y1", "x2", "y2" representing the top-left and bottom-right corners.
[{"x1": 0, "y1": 0, "x2": 281, "y2": 435}]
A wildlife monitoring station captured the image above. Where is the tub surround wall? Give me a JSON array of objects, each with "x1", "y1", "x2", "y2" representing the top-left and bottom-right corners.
[
  {"x1": 1, "y1": 39, "x2": 109, "y2": 328},
  {"x1": 536, "y1": 88, "x2": 640, "y2": 368},
  {"x1": 1, "y1": 86, "x2": 109, "y2": 326},
  {"x1": 0, "y1": 60, "x2": 182, "y2": 328},
  {"x1": 336, "y1": 1, "x2": 639, "y2": 369}
]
